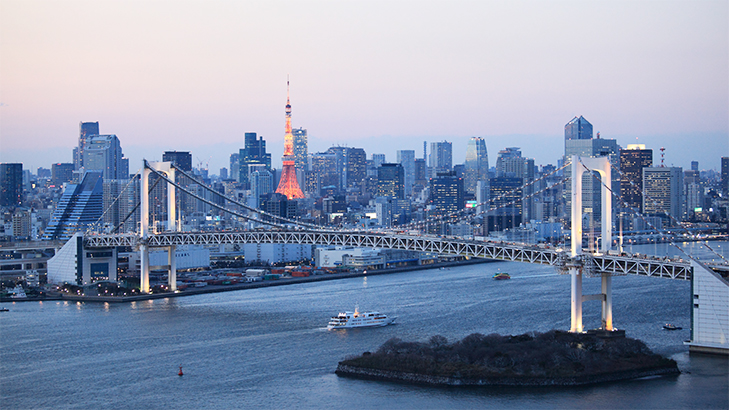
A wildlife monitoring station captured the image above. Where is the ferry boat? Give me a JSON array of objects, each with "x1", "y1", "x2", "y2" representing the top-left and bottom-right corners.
[
  {"x1": 327, "y1": 307, "x2": 396, "y2": 329},
  {"x1": 663, "y1": 323, "x2": 681, "y2": 330},
  {"x1": 493, "y1": 273, "x2": 511, "y2": 280}
]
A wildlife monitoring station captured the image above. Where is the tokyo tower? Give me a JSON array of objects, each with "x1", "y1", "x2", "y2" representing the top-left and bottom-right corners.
[{"x1": 275, "y1": 80, "x2": 305, "y2": 199}]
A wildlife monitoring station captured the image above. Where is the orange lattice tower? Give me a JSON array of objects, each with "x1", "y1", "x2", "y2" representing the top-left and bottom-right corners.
[{"x1": 275, "y1": 80, "x2": 305, "y2": 199}]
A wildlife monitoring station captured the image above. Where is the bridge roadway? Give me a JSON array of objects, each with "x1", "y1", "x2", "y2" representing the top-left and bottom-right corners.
[{"x1": 85, "y1": 230, "x2": 693, "y2": 280}]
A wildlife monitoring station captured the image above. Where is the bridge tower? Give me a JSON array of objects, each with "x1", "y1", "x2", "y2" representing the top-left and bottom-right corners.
[
  {"x1": 570, "y1": 155, "x2": 613, "y2": 333},
  {"x1": 140, "y1": 161, "x2": 178, "y2": 293}
]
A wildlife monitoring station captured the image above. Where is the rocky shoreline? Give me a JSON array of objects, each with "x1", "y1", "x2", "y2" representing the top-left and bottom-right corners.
[{"x1": 335, "y1": 363, "x2": 680, "y2": 387}]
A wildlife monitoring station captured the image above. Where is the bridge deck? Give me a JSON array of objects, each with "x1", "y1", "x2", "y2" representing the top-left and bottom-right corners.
[{"x1": 85, "y1": 230, "x2": 694, "y2": 280}]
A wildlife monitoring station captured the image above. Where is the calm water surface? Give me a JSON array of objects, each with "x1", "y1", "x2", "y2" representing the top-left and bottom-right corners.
[{"x1": 1, "y1": 241, "x2": 727, "y2": 409}]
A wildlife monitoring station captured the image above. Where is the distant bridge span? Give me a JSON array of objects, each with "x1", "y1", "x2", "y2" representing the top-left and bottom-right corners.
[{"x1": 84, "y1": 230, "x2": 692, "y2": 281}]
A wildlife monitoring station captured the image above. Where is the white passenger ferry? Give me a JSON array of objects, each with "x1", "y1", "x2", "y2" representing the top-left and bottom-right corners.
[{"x1": 327, "y1": 307, "x2": 396, "y2": 329}]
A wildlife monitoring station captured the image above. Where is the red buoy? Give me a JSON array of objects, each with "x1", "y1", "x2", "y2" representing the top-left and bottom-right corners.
[{"x1": 178, "y1": 366, "x2": 184, "y2": 377}]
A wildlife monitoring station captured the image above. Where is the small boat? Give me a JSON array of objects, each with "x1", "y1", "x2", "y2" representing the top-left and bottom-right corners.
[
  {"x1": 0, "y1": 308, "x2": 8, "y2": 312},
  {"x1": 663, "y1": 323, "x2": 682, "y2": 330},
  {"x1": 493, "y1": 273, "x2": 511, "y2": 280},
  {"x1": 328, "y1": 306, "x2": 396, "y2": 329}
]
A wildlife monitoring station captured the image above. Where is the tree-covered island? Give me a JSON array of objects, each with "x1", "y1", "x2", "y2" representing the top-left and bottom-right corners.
[{"x1": 336, "y1": 330, "x2": 679, "y2": 386}]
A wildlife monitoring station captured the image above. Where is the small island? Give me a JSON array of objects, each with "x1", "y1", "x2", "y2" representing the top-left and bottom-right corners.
[{"x1": 336, "y1": 330, "x2": 679, "y2": 386}]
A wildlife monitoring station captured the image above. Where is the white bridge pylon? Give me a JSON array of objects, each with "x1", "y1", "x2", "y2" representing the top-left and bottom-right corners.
[
  {"x1": 140, "y1": 160, "x2": 177, "y2": 293},
  {"x1": 570, "y1": 155, "x2": 612, "y2": 333}
]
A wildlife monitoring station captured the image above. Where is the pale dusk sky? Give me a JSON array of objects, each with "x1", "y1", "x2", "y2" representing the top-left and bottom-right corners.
[{"x1": 1, "y1": 0, "x2": 727, "y2": 173}]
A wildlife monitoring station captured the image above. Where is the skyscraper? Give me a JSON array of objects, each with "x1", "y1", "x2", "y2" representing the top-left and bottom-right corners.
[
  {"x1": 397, "y1": 150, "x2": 415, "y2": 197},
  {"x1": 619, "y1": 144, "x2": 652, "y2": 213},
  {"x1": 239, "y1": 132, "x2": 272, "y2": 188},
  {"x1": 75, "y1": 121, "x2": 99, "y2": 170},
  {"x1": 377, "y1": 163, "x2": 404, "y2": 199},
  {"x1": 43, "y1": 171, "x2": 104, "y2": 240},
  {"x1": 292, "y1": 128, "x2": 308, "y2": 174},
  {"x1": 565, "y1": 116, "x2": 593, "y2": 140},
  {"x1": 84, "y1": 135, "x2": 125, "y2": 180},
  {"x1": 429, "y1": 171, "x2": 464, "y2": 217},
  {"x1": 162, "y1": 151, "x2": 193, "y2": 172},
  {"x1": 563, "y1": 119, "x2": 620, "y2": 227},
  {"x1": 464, "y1": 137, "x2": 489, "y2": 194},
  {"x1": 721, "y1": 157, "x2": 729, "y2": 197},
  {"x1": 0, "y1": 163, "x2": 23, "y2": 207},
  {"x1": 275, "y1": 81, "x2": 305, "y2": 199},
  {"x1": 429, "y1": 141, "x2": 452, "y2": 178},
  {"x1": 643, "y1": 166, "x2": 683, "y2": 225}
]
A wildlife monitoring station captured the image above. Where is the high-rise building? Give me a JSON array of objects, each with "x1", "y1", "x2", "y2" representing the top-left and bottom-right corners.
[
  {"x1": 308, "y1": 152, "x2": 339, "y2": 195},
  {"x1": 42, "y1": 171, "x2": 103, "y2": 240},
  {"x1": 0, "y1": 163, "x2": 23, "y2": 207},
  {"x1": 619, "y1": 144, "x2": 652, "y2": 213},
  {"x1": 564, "y1": 124, "x2": 620, "y2": 227},
  {"x1": 103, "y1": 177, "x2": 140, "y2": 233},
  {"x1": 488, "y1": 177, "x2": 523, "y2": 232},
  {"x1": 250, "y1": 165, "x2": 274, "y2": 208},
  {"x1": 721, "y1": 157, "x2": 729, "y2": 197},
  {"x1": 219, "y1": 168, "x2": 228, "y2": 180},
  {"x1": 230, "y1": 153, "x2": 240, "y2": 182},
  {"x1": 275, "y1": 81, "x2": 305, "y2": 199},
  {"x1": 292, "y1": 128, "x2": 308, "y2": 174},
  {"x1": 84, "y1": 135, "x2": 124, "y2": 180},
  {"x1": 372, "y1": 153, "x2": 386, "y2": 168},
  {"x1": 643, "y1": 166, "x2": 683, "y2": 225},
  {"x1": 414, "y1": 158, "x2": 427, "y2": 187},
  {"x1": 239, "y1": 132, "x2": 272, "y2": 188},
  {"x1": 377, "y1": 163, "x2": 404, "y2": 199},
  {"x1": 397, "y1": 150, "x2": 415, "y2": 197},
  {"x1": 429, "y1": 171, "x2": 464, "y2": 217},
  {"x1": 464, "y1": 137, "x2": 489, "y2": 194},
  {"x1": 691, "y1": 161, "x2": 699, "y2": 172},
  {"x1": 429, "y1": 141, "x2": 452, "y2": 178},
  {"x1": 326, "y1": 146, "x2": 367, "y2": 190},
  {"x1": 75, "y1": 121, "x2": 99, "y2": 170},
  {"x1": 565, "y1": 116, "x2": 593, "y2": 140},
  {"x1": 495, "y1": 148, "x2": 534, "y2": 220},
  {"x1": 162, "y1": 151, "x2": 192, "y2": 172}
]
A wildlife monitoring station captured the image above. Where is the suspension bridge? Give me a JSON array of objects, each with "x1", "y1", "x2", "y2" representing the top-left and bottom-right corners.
[{"x1": 72, "y1": 155, "x2": 728, "y2": 354}]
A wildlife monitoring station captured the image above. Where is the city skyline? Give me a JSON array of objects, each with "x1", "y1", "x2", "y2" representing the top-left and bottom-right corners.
[{"x1": 1, "y1": 1, "x2": 727, "y2": 173}]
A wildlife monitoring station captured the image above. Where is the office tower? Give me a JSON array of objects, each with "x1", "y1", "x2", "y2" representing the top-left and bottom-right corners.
[
  {"x1": 51, "y1": 163, "x2": 75, "y2": 187},
  {"x1": 488, "y1": 177, "x2": 523, "y2": 231},
  {"x1": 219, "y1": 168, "x2": 228, "y2": 180},
  {"x1": 250, "y1": 165, "x2": 273, "y2": 208},
  {"x1": 372, "y1": 153, "x2": 386, "y2": 168},
  {"x1": 643, "y1": 166, "x2": 683, "y2": 225},
  {"x1": 12, "y1": 208, "x2": 31, "y2": 240},
  {"x1": 103, "y1": 177, "x2": 140, "y2": 232},
  {"x1": 230, "y1": 153, "x2": 240, "y2": 182},
  {"x1": 565, "y1": 116, "x2": 593, "y2": 140},
  {"x1": 377, "y1": 163, "x2": 404, "y2": 199},
  {"x1": 721, "y1": 157, "x2": 729, "y2": 197},
  {"x1": 429, "y1": 141, "x2": 452, "y2": 178},
  {"x1": 494, "y1": 147, "x2": 534, "y2": 220},
  {"x1": 37, "y1": 167, "x2": 51, "y2": 179},
  {"x1": 691, "y1": 161, "x2": 699, "y2": 172},
  {"x1": 429, "y1": 171, "x2": 464, "y2": 217},
  {"x1": 619, "y1": 144, "x2": 652, "y2": 213},
  {"x1": 42, "y1": 171, "x2": 103, "y2": 240},
  {"x1": 275, "y1": 81, "x2": 305, "y2": 199},
  {"x1": 325, "y1": 146, "x2": 367, "y2": 190},
  {"x1": 239, "y1": 132, "x2": 272, "y2": 188},
  {"x1": 84, "y1": 135, "x2": 124, "y2": 180},
  {"x1": 0, "y1": 163, "x2": 23, "y2": 206},
  {"x1": 564, "y1": 120, "x2": 620, "y2": 227},
  {"x1": 414, "y1": 158, "x2": 427, "y2": 186},
  {"x1": 76, "y1": 121, "x2": 99, "y2": 170},
  {"x1": 397, "y1": 150, "x2": 415, "y2": 197},
  {"x1": 464, "y1": 137, "x2": 489, "y2": 194},
  {"x1": 292, "y1": 128, "x2": 308, "y2": 174},
  {"x1": 162, "y1": 151, "x2": 192, "y2": 172},
  {"x1": 260, "y1": 192, "x2": 297, "y2": 219},
  {"x1": 308, "y1": 152, "x2": 339, "y2": 195}
]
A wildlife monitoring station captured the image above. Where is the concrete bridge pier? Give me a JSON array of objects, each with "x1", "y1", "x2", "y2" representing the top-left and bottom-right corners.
[{"x1": 168, "y1": 245, "x2": 177, "y2": 291}]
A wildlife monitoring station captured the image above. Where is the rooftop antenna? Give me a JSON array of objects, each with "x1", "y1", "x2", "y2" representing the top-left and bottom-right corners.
[{"x1": 660, "y1": 147, "x2": 665, "y2": 167}]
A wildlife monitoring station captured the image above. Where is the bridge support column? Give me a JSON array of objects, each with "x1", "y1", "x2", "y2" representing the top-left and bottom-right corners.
[
  {"x1": 601, "y1": 273, "x2": 613, "y2": 330},
  {"x1": 570, "y1": 265, "x2": 583, "y2": 333},
  {"x1": 168, "y1": 245, "x2": 177, "y2": 291},
  {"x1": 140, "y1": 244, "x2": 150, "y2": 293}
]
